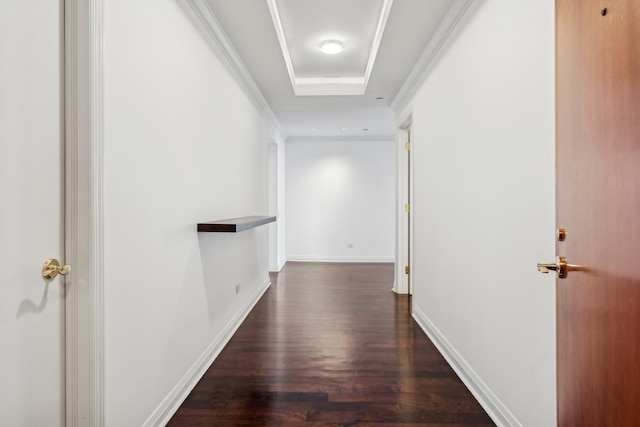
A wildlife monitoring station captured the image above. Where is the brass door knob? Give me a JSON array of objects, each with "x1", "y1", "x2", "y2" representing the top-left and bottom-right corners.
[
  {"x1": 43, "y1": 258, "x2": 71, "y2": 280},
  {"x1": 537, "y1": 256, "x2": 580, "y2": 279}
]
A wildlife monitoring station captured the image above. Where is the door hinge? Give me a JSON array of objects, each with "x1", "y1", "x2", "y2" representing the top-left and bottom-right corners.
[
  {"x1": 404, "y1": 203, "x2": 411, "y2": 213},
  {"x1": 405, "y1": 265, "x2": 410, "y2": 275},
  {"x1": 405, "y1": 141, "x2": 411, "y2": 150}
]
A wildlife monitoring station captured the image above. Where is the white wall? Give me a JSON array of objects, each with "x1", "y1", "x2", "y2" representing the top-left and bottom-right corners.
[
  {"x1": 286, "y1": 139, "x2": 395, "y2": 262},
  {"x1": 103, "y1": 0, "x2": 272, "y2": 424},
  {"x1": 408, "y1": 1, "x2": 556, "y2": 426}
]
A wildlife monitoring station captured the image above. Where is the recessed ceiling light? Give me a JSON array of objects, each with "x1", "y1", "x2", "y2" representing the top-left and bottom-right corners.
[
  {"x1": 311, "y1": 128, "x2": 318, "y2": 131},
  {"x1": 341, "y1": 128, "x2": 348, "y2": 131},
  {"x1": 319, "y1": 40, "x2": 344, "y2": 55}
]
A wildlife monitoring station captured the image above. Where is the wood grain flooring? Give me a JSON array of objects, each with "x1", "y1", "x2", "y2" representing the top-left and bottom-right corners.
[{"x1": 168, "y1": 262, "x2": 495, "y2": 426}]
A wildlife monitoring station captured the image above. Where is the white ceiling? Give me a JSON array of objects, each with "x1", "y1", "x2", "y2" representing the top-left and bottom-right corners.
[
  {"x1": 267, "y1": 0, "x2": 393, "y2": 96},
  {"x1": 204, "y1": 0, "x2": 455, "y2": 140}
]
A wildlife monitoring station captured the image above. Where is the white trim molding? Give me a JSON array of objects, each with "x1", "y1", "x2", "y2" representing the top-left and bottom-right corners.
[
  {"x1": 269, "y1": 259, "x2": 287, "y2": 273},
  {"x1": 412, "y1": 305, "x2": 521, "y2": 427},
  {"x1": 186, "y1": 0, "x2": 287, "y2": 141},
  {"x1": 286, "y1": 256, "x2": 395, "y2": 263},
  {"x1": 143, "y1": 279, "x2": 272, "y2": 427},
  {"x1": 267, "y1": 0, "x2": 394, "y2": 96},
  {"x1": 90, "y1": 0, "x2": 105, "y2": 423},
  {"x1": 390, "y1": 0, "x2": 482, "y2": 113},
  {"x1": 286, "y1": 135, "x2": 394, "y2": 143},
  {"x1": 294, "y1": 77, "x2": 366, "y2": 96},
  {"x1": 65, "y1": 0, "x2": 105, "y2": 424}
]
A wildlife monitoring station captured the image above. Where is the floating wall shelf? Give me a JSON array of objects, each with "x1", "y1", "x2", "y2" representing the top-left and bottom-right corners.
[{"x1": 197, "y1": 216, "x2": 276, "y2": 233}]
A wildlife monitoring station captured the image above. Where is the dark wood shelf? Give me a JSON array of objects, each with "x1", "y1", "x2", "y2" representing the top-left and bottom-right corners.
[{"x1": 197, "y1": 215, "x2": 276, "y2": 233}]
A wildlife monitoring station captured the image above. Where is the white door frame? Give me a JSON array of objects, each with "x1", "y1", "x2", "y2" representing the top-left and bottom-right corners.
[
  {"x1": 65, "y1": 0, "x2": 105, "y2": 424},
  {"x1": 394, "y1": 110, "x2": 413, "y2": 295}
]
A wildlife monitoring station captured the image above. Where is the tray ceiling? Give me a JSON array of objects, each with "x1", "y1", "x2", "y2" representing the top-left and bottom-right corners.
[
  {"x1": 267, "y1": 0, "x2": 394, "y2": 96},
  {"x1": 203, "y1": 0, "x2": 467, "y2": 140}
]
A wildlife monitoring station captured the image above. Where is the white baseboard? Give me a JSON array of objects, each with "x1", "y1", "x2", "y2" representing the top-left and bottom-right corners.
[
  {"x1": 412, "y1": 305, "x2": 521, "y2": 427},
  {"x1": 143, "y1": 278, "x2": 271, "y2": 427},
  {"x1": 269, "y1": 259, "x2": 287, "y2": 272},
  {"x1": 286, "y1": 255, "x2": 394, "y2": 263}
]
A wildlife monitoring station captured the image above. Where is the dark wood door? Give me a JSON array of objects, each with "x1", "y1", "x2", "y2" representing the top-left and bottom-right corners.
[{"x1": 556, "y1": 0, "x2": 640, "y2": 425}]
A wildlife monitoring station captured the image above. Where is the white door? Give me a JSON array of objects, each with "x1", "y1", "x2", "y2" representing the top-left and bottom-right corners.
[{"x1": 0, "y1": 1, "x2": 66, "y2": 425}]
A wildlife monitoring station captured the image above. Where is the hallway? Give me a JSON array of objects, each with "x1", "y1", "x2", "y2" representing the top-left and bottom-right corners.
[{"x1": 169, "y1": 263, "x2": 494, "y2": 426}]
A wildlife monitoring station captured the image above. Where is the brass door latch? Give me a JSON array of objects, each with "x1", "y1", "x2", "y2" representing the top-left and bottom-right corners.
[{"x1": 42, "y1": 259, "x2": 71, "y2": 280}]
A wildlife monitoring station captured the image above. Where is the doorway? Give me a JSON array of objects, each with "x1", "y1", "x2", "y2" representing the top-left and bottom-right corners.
[
  {"x1": 1, "y1": 0, "x2": 106, "y2": 424},
  {"x1": 1, "y1": 1, "x2": 66, "y2": 424},
  {"x1": 268, "y1": 142, "x2": 279, "y2": 271},
  {"x1": 395, "y1": 114, "x2": 413, "y2": 304}
]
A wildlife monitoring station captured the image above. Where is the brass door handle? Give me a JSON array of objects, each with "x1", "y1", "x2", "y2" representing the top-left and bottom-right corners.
[
  {"x1": 537, "y1": 256, "x2": 580, "y2": 279},
  {"x1": 43, "y1": 258, "x2": 71, "y2": 280}
]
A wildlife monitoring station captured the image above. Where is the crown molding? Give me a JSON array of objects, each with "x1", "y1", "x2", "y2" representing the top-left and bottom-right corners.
[
  {"x1": 287, "y1": 135, "x2": 394, "y2": 143},
  {"x1": 267, "y1": 0, "x2": 394, "y2": 97},
  {"x1": 186, "y1": 0, "x2": 287, "y2": 141},
  {"x1": 390, "y1": 0, "x2": 481, "y2": 113},
  {"x1": 363, "y1": 0, "x2": 394, "y2": 90},
  {"x1": 294, "y1": 77, "x2": 366, "y2": 96},
  {"x1": 266, "y1": 0, "x2": 296, "y2": 92}
]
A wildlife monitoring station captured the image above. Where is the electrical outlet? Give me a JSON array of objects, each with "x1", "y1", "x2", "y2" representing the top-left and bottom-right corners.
[
  {"x1": 235, "y1": 283, "x2": 241, "y2": 294},
  {"x1": 347, "y1": 243, "x2": 354, "y2": 248}
]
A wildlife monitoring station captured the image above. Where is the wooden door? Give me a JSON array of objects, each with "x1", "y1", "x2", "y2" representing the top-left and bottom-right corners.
[
  {"x1": 556, "y1": 0, "x2": 640, "y2": 425},
  {"x1": 0, "y1": 1, "x2": 66, "y2": 425}
]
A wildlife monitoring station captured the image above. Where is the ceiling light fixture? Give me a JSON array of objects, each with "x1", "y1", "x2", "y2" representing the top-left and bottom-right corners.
[{"x1": 319, "y1": 40, "x2": 344, "y2": 55}]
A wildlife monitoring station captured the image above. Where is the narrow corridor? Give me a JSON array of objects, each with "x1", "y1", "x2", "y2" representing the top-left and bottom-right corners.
[{"x1": 169, "y1": 262, "x2": 494, "y2": 426}]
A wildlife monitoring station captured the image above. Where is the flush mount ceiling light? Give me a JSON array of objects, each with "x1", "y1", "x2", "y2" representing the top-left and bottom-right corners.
[{"x1": 319, "y1": 40, "x2": 344, "y2": 55}]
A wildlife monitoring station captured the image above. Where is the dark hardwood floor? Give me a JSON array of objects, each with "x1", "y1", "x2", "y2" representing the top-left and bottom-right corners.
[{"x1": 168, "y1": 262, "x2": 495, "y2": 426}]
